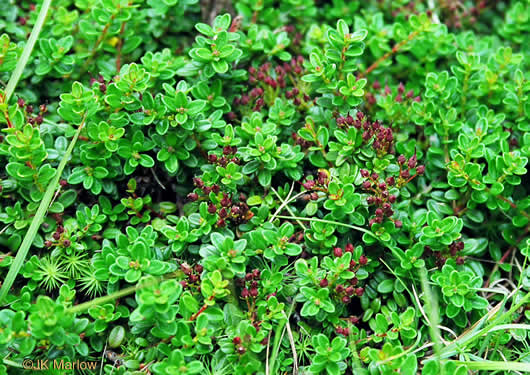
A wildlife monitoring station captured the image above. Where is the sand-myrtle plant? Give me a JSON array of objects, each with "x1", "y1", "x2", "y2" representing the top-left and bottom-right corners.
[{"x1": 0, "y1": 1, "x2": 529, "y2": 375}]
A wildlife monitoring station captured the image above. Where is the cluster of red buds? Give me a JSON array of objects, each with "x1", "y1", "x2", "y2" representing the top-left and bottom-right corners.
[
  {"x1": 179, "y1": 263, "x2": 203, "y2": 289},
  {"x1": 301, "y1": 170, "x2": 330, "y2": 192},
  {"x1": 337, "y1": 111, "x2": 394, "y2": 155},
  {"x1": 232, "y1": 336, "x2": 246, "y2": 355},
  {"x1": 288, "y1": 231, "x2": 305, "y2": 244},
  {"x1": 360, "y1": 153, "x2": 425, "y2": 227},
  {"x1": 17, "y1": 98, "x2": 47, "y2": 126},
  {"x1": 439, "y1": 0, "x2": 487, "y2": 28},
  {"x1": 90, "y1": 74, "x2": 113, "y2": 94},
  {"x1": 360, "y1": 169, "x2": 399, "y2": 227},
  {"x1": 18, "y1": 4, "x2": 36, "y2": 26},
  {"x1": 333, "y1": 279, "x2": 364, "y2": 304},
  {"x1": 425, "y1": 241, "x2": 465, "y2": 267},
  {"x1": 291, "y1": 131, "x2": 313, "y2": 149},
  {"x1": 397, "y1": 151, "x2": 425, "y2": 183},
  {"x1": 186, "y1": 178, "x2": 253, "y2": 226},
  {"x1": 207, "y1": 146, "x2": 240, "y2": 167},
  {"x1": 240, "y1": 56, "x2": 308, "y2": 109},
  {"x1": 336, "y1": 326, "x2": 351, "y2": 336},
  {"x1": 336, "y1": 316, "x2": 360, "y2": 337},
  {"x1": 318, "y1": 244, "x2": 368, "y2": 303},
  {"x1": 282, "y1": 25, "x2": 303, "y2": 46},
  {"x1": 236, "y1": 269, "x2": 266, "y2": 335},
  {"x1": 44, "y1": 224, "x2": 71, "y2": 248},
  {"x1": 366, "y1": 80, "x2": 421, "y2": 105},
  {"x1": 238, "y1": 269, "x2": 261, "y2": 300}
]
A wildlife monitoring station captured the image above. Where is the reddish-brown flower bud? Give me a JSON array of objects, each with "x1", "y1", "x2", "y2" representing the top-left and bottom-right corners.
[
  {"x1": 241, "y1": 288, "x2": 250, "y2": 298},
  {"x1": 187, "y1": 192, "x2": 198, "y2": 201},
  {"x1": 320, "y1": 279, "x2": 329, "y2": 287},
  {"x1": 355, "y1": 287, "x2": 364, "y2": 297},
  {"x1": 334, "y1": 247, "x2": 343, "y2": 257},
  {"x1": 408, "y1": 154, "x2": 417, "y2": 169},
  {"x1": 416, "y1": 165, "x2": 425, "y2": 175},
  {"x1": 359, "y1": 255, "x2": 368, "y2": 265},
  {"x1": 303, "y1": 180, "x2": 316, "y2": 190}
]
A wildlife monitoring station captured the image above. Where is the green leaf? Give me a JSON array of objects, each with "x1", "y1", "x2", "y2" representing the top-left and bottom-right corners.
[
  {"x1": 108, "y1": 325, "x2": 125, "y2": 348},
  {"x1": 377, "y1": 279, "x2": 394, "y2": 293},
  {"x1": 247, "y1": 195, "x2": 262, "y2": 206}
]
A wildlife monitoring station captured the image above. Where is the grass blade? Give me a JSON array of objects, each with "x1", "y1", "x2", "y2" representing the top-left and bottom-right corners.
[
  {"x1": 4, "y1": 0, "x2": 53, "y2": 102},
  {"x1": 451, "y1": 360, "x2": 530, "y2": 372},
  {"x1": 0, "y1": 113, "x2": 86, "y2": 305}
]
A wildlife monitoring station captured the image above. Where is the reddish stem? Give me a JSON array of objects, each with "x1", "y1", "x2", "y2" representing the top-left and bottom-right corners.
[
  {"x1": 116, "y1": 22, "x2": 126, "y2": 73},
  {"x1": 358, "y1": 30, "x2": 420, "y2": 78},
  {"x1": 189, "y1": 295, "x2": 215, "y2": 321}
]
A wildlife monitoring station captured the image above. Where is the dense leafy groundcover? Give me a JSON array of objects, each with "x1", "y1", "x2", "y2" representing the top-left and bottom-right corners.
[{"x1": 0, "y1": 0, "x2": 529, "y2": 374}]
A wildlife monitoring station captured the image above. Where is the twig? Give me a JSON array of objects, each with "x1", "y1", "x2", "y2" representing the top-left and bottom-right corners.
[
  {"x1": 358, "y1": 29, "x2": 421, "y2": 78},
  {"x1": 115, "y1": 22, "x2": 126, "y2": 73}
]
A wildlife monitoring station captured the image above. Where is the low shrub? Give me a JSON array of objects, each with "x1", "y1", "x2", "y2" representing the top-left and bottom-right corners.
[{"x1": 0, "y1": 1, "x2": 529, "y2": 374}]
